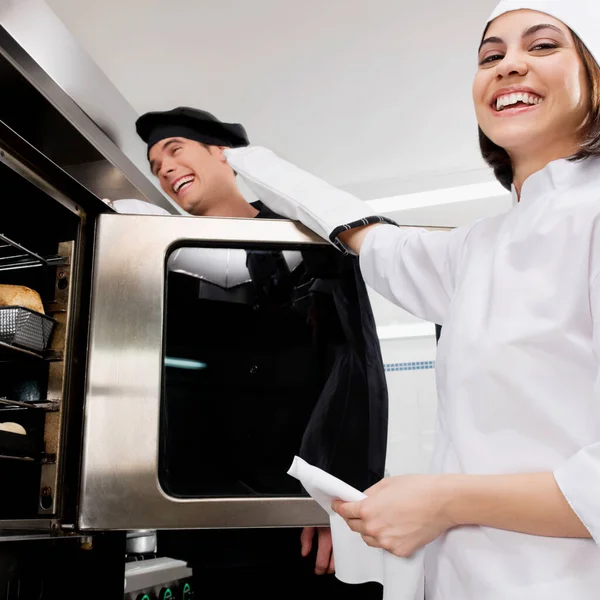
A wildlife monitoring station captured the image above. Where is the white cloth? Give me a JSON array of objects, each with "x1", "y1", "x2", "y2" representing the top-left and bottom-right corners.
[
  {"x1": 488, "y1": 1, "x2": 600, "y2": 66},
  {"x1": 224, "y1": 146, "x2": 391, "y2": 253},
  {"x1": 288, "y1": 456, "x2": 424, "y2": 600},
  {"x1": 111, "y1": 198, "x2": 172, "y2": 216},
  {"x1": 110, "y1": 198, "x2": 301, "y2": 288},
  {"x1": 360, "y1": 157, "x2": 600, "y2": 599}
]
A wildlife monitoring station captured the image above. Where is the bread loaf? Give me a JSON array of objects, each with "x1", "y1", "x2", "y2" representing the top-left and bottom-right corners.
[
  {"x1": 0, "y1": 422, "x2": 26, "y2": 435},
  {"x1": 0, "y1": 285, "x2": 44, "y2": 314}
]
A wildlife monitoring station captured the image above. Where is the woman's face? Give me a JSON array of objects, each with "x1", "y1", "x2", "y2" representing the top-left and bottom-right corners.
[{"x1": 473, "y1": 10, "x2": 591, "y2": 158}]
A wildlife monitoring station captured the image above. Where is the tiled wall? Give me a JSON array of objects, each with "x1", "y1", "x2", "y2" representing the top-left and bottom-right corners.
[
  {"x1": 379, "y1": 336, "x2": 438, "y2": 477},
  {"x1": 385, "y1": 361, "x2": 435, "y2": 372}
]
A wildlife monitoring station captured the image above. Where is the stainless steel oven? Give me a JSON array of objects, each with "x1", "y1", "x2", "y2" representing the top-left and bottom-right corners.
[
  {"x1": 0, "y1": 139, "x2": 333, "y2": 536},
  {"x1": 80, "y1": 214, "x2": 331, "y2": 531},
  {"x1": 1, "y1": 0, "x2": 381, "y2": 539}
]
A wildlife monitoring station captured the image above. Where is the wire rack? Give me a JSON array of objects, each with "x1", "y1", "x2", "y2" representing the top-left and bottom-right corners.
[{"x1": 0, "y1": 232, "x2": 67, "y2": 272}]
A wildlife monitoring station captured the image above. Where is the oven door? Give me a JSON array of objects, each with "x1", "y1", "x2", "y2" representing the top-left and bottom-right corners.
[{"x1": 79, "y1": 212, "x2": 350, "y2": 530}]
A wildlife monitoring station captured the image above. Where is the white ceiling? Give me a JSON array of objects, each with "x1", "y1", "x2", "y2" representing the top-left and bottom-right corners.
[
  {"x1": 45, "y1": 0, "x2": 506, "y2": 335},
  {"x1": 46, "y1": 0, "x2": 500, "y2": 197}
]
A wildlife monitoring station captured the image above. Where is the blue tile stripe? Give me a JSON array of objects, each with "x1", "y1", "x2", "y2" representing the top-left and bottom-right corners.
[{"x1": 384, "y1": 361, "x2": 435, "y2": 372}]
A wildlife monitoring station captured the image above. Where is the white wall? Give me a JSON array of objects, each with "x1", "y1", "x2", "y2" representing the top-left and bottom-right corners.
[{"x1": 371, "y1": 293, "x2": 438, "y2": 478}]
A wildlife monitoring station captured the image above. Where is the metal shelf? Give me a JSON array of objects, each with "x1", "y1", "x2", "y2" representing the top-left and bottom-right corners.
[
  {"x1": 0, "y1": 339, "x2": 42, "y2": 360},
  {"x1": 0, "y1": 341, "x2": 62, "y2": 362},
  {"x1": 0, "y1": 398, "x2": 59, "y2": 412},
  {"x1": 0, "y1": 232, "x2": 68, "y2": 272},
  {"x1": 0, "y1": 519, "x2": 68, "y2": 542},
  {"x1": 0, "y1": 454, "x2": 34, "y2": 462}
]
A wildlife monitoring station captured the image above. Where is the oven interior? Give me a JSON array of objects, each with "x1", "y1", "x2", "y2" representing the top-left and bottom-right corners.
[{"x1": 0, "y1": 157, "x2": 80, "y2": 521}]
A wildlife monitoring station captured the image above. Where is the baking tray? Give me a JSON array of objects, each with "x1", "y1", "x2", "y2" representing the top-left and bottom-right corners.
[{"x1": 0, "y1": 306, "x2": 56, "y2": 353}]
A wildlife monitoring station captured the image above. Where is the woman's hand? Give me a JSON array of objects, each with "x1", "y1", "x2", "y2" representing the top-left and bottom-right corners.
[
  {"x1": 333, "y1": 472, "x2": 592, "y2": 557},
  {"x1": 332, "y1": 474, "x2": 456, "y2": 558}
]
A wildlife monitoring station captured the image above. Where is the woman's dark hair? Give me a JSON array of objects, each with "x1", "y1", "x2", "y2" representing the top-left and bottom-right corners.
[{"x1": 479, "y1": 30, "x2": 600, "y2": 190}]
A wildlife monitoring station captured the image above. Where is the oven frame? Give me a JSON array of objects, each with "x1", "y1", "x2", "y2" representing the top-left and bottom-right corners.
[{"x1": 79, "y1": 213, "x2": 331, "y2": 530}]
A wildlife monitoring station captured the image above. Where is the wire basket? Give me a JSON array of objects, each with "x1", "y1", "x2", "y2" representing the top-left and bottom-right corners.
[{"x1": 0, "y1": 306, "x2": 56, "y2": 353}]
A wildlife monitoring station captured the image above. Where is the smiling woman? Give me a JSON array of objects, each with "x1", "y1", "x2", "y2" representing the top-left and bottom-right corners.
[{"x1": 476, "y1": 14, "x2": 600, "y2": 190}]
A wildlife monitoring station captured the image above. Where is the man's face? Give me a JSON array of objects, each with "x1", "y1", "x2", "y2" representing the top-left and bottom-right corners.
[{"x1": 148, "y1": 137, "x2": 234, "y2": 215}]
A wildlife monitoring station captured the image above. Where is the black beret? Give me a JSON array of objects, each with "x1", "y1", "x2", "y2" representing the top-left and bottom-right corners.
[{"x1": 136, "y1": 106, "x2": 250, "y2": 152}]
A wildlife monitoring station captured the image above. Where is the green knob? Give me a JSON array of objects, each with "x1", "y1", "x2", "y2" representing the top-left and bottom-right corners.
[{"x1": 182, "y1": 582, "x2": 193, "y2": 599}]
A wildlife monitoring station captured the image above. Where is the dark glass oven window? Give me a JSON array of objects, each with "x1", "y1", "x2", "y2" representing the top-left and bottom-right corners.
[{"x1": 160, "y1": 245, "x2": 348, "y2": 498}]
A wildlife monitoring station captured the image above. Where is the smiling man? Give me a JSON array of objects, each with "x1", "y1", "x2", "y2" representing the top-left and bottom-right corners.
[
  {"x1": 141, "y1": 107, "x2": 257, "y2": 217},
  {"x1": 128, "y1": 106, "x2": 387, "y2": 600}
]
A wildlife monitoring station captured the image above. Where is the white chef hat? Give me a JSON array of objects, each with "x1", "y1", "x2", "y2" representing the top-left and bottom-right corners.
[{"x1": 487, "y1": 1, "x2": 600, "y2": 66}]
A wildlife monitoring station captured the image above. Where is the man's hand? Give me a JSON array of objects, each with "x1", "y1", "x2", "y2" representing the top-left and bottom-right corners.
[{"x1": 300, "y1": 526, "x2": 335, "y2": 575}]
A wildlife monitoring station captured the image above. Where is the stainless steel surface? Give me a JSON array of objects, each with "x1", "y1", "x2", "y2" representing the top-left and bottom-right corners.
[
  {"x1": 81, "y1": 214, "x2": 329, "y2": 530},
  {"x1": 0, "y1": 135, "x2": 83, "y2": 218},
  {"x1": 39, "y1": 242, "x2": 76, "y2": 516},
  {"x1": 0, "y1": 0, "x2": 179, "y2": 213},
  {"x1": 126, "y1": 530, "x2": 157, "y2": 555},
  {"x1": 125, "y1": 557, "x2": 193, "y2": 594},
  {"x1": 0, "y1": 533, "x2": 57, "y2": 542},
  {"x1": 38, "y1": 463, "x2": 57, "y2": 514},
  {"x1": 0, "y1": 519, "x2": 58, "y2": 532},
  {"x1": 0, "y1": 519, "x2": 84, "y2": 541}
]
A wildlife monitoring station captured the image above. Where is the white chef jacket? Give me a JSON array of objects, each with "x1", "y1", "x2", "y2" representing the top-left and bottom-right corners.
[{"x1": 359, "y1": 156, "x2": 600, "y2": 600}]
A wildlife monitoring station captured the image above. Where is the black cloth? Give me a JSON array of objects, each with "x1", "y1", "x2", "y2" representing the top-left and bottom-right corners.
[
  {"x1": 136, "y1": 106, "x2": 249, "y2": 153},
  {"x1": 252, "y1": 202, "x2": 388, "y2": 490},
  {"x1": 158, "y1": 201, "x2": 387, "y2": 599}
]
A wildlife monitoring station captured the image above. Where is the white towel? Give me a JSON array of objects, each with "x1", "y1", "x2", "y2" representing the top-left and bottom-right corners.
[{"x1": 288, "y1": 456, "x2": 424, "y2": 600}]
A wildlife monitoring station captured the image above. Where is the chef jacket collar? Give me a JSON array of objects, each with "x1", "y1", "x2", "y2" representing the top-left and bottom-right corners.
[{"x1": 514, "y1": 155, "x2": 600, "y2": 202}]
